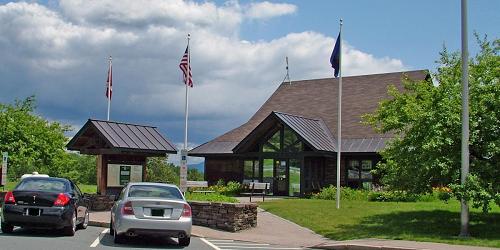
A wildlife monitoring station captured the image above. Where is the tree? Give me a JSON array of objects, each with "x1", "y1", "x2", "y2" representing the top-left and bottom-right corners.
[
  {"x1": 146, "y1": 156, "x2": 204, "y2": 184},
  {"x1": 0, "y1": 96, "x2": 70, "y2": 180},
  {"x1": 364, "y1": 36, "x2": 499, "y2": 212}
]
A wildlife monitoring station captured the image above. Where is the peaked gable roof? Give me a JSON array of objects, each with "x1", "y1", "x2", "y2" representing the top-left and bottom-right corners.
[
  {"x1": 190, "y1": 70, "x2": 429, "y2": 155},
  {"x1": 234, "y1": 111, "x2": 336, "y2": 153},
  {"x1": 67, "y1": 119, "x2": 177, "y2": 155}
]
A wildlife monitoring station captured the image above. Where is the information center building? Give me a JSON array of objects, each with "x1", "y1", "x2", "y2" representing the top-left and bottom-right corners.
[{"x1": 190, "y1": 70, "x2": 429, "y2": 196}]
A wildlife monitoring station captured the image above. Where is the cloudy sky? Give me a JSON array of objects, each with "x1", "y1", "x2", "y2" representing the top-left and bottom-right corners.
[{"x1": 0, "y1": 0, "x2": 498, "y2": 164}]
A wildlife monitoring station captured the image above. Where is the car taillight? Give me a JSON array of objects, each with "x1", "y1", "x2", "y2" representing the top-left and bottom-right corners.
[
  {"x1": 181, "y1": 204, "x2": 191, "y2": 218},
  {"x1": 122, "y1": 201, "x2": 134, "y2": 215},
  {"x1": 53, "y1": 193, "x2": 70, "y2": 206},
  {"x1": 4, "y1": 191, "x2": 15, "y2": 204}
]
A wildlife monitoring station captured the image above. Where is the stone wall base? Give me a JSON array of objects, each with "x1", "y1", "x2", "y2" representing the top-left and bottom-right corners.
[{"x1": 189, "y1": 201, "x2": 258, "y2": 232}]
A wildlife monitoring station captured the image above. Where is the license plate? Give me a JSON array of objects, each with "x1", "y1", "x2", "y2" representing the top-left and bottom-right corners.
[
  {"x1": 151, "y1": 209, "x2": 164, "y2": 217},
  {"x1": 26, "y1": 208, "x2": 41, "y2": 216}
]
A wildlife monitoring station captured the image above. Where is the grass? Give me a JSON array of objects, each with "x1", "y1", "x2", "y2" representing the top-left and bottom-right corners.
[
  {"x1": 259, "y1": 199, "x2": 500, "y2": 248},
  {"x1": 186, "y1": 192, "x2": 238, "y2": 203}
]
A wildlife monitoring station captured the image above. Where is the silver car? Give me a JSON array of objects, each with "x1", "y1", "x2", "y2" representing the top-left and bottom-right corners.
[{"x1": 110, "y1": 182, "x2": 192, "y2": 246}]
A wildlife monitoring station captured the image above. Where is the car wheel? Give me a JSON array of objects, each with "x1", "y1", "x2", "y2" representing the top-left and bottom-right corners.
[
  {"x1": 77, "y1": 210, "x2": 89, "y2": 230},
  {"x1": 1, "y1": 222, "x2": 14, "y2": 234},
  {"x1": 178, "y1": 237, "x2": 190, "y2": 247},
  {"x1": 63, "y1": 211, "x2": 77, "y2": 236},
  {"x1": 113, "y1": 226, "x2": 124, "y2": 244},
  {"x1": 109, "y1": 218, "x2": 114, "y2": 235}
]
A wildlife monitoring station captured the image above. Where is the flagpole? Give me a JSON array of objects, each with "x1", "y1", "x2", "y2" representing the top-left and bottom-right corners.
[
  {"x1": 459, "y1": 0, "x2": 470, "y2": 237},
  {"x1": 107, "y1": 56, "x2": 112, "y2": 121},
  {"x1": 336, "y1": 19, "x2": 342, "y2": 210},
  {"x1": 184, "y1": 34, "x2": 190, "y2": 151}
]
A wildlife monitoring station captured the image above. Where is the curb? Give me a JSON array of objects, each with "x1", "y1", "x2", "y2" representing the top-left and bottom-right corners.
[
  {"x1": 89, "y1": 221, "x2": 110, "y2": 228},
  {"x1": 312, "y1": 244, "x2": 420, "y2": 250}
]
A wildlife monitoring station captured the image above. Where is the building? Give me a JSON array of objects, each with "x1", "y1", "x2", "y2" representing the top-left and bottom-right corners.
[{"x1": 190, "y1": 70, "x2": 429, "y2": 196}]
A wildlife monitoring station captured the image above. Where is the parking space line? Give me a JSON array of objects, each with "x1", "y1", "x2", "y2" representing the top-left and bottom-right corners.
[
  {"x1": 90, "y1": 228, "x2": 109, "y2": 248},
  {"x1": 200, "y1": 237, "x2": 221, "y2": 250}
]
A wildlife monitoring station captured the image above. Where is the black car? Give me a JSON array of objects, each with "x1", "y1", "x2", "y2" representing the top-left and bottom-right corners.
[{"x1": 1, "y1": 177, "x2": 90, "y2": 236}]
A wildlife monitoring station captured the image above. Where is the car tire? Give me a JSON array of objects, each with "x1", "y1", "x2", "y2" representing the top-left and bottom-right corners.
[
  {"x1": 63, "y1": 211, "x2": 77, "y2": 236},
  {"x1": 109, "y1": 218, "x2": 114, "y2": 235},
  {"x1": 178, "y1": 237, "x2": 190, "y2": 247},
  {"x1": 1, "y1": 222, "x2": 14, "y2": 234},
  {"x1": 113, "y1": 227, "x2": 125, "y2": 244},
  {"x1": 77, "y1": 210, "x2": 89, "y2": 230}
]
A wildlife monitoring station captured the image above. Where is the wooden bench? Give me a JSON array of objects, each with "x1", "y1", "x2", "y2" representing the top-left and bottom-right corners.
[
  {"x1": 186, "y1": 181, "x2": 215, "y2": 194},
  {"x1": 242, "y1": 182, "x2": 270, "y2": 202}
]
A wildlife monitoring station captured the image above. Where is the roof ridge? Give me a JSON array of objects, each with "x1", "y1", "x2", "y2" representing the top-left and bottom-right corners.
[
  {"x1": 284, "y1": 69, "x2": 428, "y2": 85},
  {"x1": 89, "y1": 118, "x2": 157, "y2": 128},
  {"x1": 273, "y1": 111, "x2": 321, "y2": 121}
]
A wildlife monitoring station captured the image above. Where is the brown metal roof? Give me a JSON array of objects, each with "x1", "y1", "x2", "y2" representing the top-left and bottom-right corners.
[
  {"x1": 67, "y1": 119, "x2": 177, "y2": 155},
  {"x1": 190, "y1": 70, "x2": 429, "y2": 155},
  {"x1": 274, "y1": 112, "x2": 336, "y2": 152}
]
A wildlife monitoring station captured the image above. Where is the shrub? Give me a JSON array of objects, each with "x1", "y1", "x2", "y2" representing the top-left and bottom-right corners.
[
  {"x1": 186, "y1": 192, "x2": 238, "y2": 203},
  {"x1": 208, "y1": 180, "x2": 242, "y2": 196},
  {"x1": 312, "y1": 186, "x2": 369, "y2": 201},
  {"x1": 368, "y1": 190, "x2": 419, "y2": 202}
]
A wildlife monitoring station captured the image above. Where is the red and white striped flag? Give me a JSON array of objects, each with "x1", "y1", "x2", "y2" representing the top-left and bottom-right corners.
[
  {"x1": 179, "y1": 46, "x2": 193, "y2": 87},
  {"x1": 106, "y1": 62, "x2": 112, "y2": 99}
]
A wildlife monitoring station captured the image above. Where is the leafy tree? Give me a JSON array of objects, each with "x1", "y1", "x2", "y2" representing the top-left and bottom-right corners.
[
  {"x1": 146, "y1": 156, "x2": 204, "y2": 184},
  {"x1": 0, "y1": 96, "x2": 70, "y2": 180},
  {"x1": 364, "y1": 36, "x2": 499, "y2": 212}
]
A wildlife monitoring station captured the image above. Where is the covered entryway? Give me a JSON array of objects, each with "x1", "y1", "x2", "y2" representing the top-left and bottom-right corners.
[{"x1": 66, "y1": 119, "x2": 177, "y2": 195}]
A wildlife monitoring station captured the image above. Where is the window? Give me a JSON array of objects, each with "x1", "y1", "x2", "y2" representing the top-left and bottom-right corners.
[
  {"x1": 261, "y1": 126, "x2": 303, "y2": 153},
  {"x1": 347, "y1": 159, "x2": 373, "y2": 189},
  {"x1": 244, "y1": 160, "x2": 259, "y2": 181},
  {"x1": 128, "y1": 185, "x2": 183, "y2": 200},
  {"x1": 16, "y1": 178, "x2": 68, "y2": 192},
  {"x1": 289, "y1": 159, "x2": 301, "y2": 196}
]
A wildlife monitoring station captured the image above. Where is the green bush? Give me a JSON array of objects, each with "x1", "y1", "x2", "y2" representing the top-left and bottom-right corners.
[
  {"x1": 312, "y1": 186, "x2": 369, "y2": 201},
  {"x1": 186, "y1": 192, "x2": 238, "y2": 203},
  {"x1": 368, "y1": 190, "x2": 419, "y2": 202},
  {"x1": 208, "y1": 180, "x2": 242, "y2": 196}
]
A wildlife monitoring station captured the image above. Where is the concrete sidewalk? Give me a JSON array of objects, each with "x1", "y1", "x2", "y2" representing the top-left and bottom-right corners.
[{"x1": 89, "y1": 209, "x2": 497, "y2": 250}]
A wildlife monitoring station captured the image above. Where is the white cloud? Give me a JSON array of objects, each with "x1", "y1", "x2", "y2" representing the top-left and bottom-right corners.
[
  {"x1": 245, "y1": 1, "x2": 297, "y2": 20},
  {"x1": 0, "y1": 1, "x2": 406, "y2": 147}
]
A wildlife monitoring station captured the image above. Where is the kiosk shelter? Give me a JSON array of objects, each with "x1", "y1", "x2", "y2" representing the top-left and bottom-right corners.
[{"x1": 67, "y1": 119, "x2": 177, "y2": 195}]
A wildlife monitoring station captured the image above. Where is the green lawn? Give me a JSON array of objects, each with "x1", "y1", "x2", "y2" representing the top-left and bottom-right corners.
[{"x1": 259, "y1": 199, "x2": 500, "y2": 248}]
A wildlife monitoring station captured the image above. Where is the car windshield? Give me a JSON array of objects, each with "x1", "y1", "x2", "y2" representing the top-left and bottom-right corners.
[
  {"x1": 16, "y1": 178, "x2": 68, "y2": 192},
  {"x1": 128, "y1": 185, "x2": 183, "y2": 200}
]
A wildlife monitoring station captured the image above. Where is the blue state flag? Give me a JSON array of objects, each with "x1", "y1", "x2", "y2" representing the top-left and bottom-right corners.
[{"x1": 330, "y1": 32, "x2": 340, "y2": 77}]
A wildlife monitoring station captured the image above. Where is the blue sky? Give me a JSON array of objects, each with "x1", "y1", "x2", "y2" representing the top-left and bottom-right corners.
[{"x1": 0, "y1": 0, "x2": 498, "y2": 164}]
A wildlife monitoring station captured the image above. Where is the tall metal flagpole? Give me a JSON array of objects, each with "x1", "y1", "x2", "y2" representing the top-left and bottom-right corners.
[
  {"x1": 107, "y1": 56, "x2": 112, "y2": 121},
  {"x1": 336, "y1": 19, "x2": 342, "y2": 209},
  {"x1": 459, "y1": 0, "x2": 470, "y2": 237},
  {"x1": 180, "y1": 34, "x2": 191, "y2": 193},
  {"x1": 184, "y1": 34, "x2": 190, "y2": 150}
]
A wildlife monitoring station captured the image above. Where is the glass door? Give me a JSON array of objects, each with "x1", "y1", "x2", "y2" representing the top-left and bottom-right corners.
[
  {"x1": 274, "y1": 159, "x2": 288, "y2": 196},
  {"x1": 263, "y1": 159, "x2": 274, "y2": 195}
]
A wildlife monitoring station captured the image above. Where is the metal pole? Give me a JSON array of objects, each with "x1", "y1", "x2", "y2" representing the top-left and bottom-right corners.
[
  {"x1": 184, "y1": 34, "x2": 190, "y2": 150},
  {"x1": 107, "y1": 56, "x2": 112, "y2": 121},
  {"x1": 336, "y1": 19, "x2": 342, "y2": 209},
  {"x1": 459, "y1": 0, "x2": 470, "y2": 237}
]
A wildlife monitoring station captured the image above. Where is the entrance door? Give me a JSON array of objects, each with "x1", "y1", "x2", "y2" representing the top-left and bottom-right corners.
[{"x1": 274, "y1": 159, "x2": 288, "y2": 196}]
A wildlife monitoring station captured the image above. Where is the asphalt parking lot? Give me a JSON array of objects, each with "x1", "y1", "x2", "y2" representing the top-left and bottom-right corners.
[{"x1": 0, "y1": 226, "x2": 305, "y2": 250}]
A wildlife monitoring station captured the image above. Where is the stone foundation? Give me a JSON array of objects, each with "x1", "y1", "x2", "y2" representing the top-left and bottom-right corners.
[
  {"x1": 189, "y1": 201, "x2": 258, "y2": 232},
  {"x1": 85, "y1": 194, "x2": 115, "y2": 211}
]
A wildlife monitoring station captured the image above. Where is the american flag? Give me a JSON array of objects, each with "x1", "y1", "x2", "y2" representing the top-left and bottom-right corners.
[
  {"x1": 179, "y1": 46, "x2": 193, "y2": 87},
  {"x1": 106, "y1": 62, "x2": 112, "y2": 99}
]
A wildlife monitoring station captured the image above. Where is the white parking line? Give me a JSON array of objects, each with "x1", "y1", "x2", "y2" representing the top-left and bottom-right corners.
[
  {"x1": 200, "y1": 237, "x2": 221, "y2": 250},
  {"x1": 218, "y1": 247, "x2": 301, "y2": 250},
  {"x1": 90, "y1": 228, "x2": 109, "y2": 248}
]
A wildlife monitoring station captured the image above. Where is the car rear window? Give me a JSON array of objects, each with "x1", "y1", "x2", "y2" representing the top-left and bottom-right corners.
[
  {"x1": 16, "y1": 178, "x2": 68, "y2": 192},
  {"x1": 128, "y1": 185, "x2": 183, "y2": 200}
]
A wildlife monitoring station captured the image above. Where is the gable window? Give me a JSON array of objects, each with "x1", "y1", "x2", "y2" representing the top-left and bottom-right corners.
[{"x1": 261, "y1": 126, "x2": 303, "y2": 153}]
